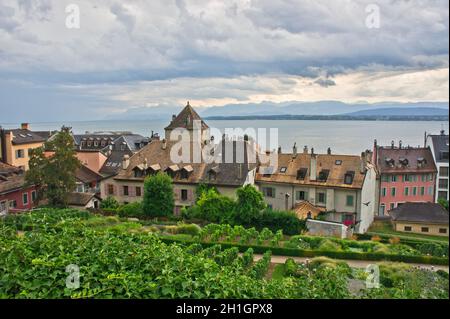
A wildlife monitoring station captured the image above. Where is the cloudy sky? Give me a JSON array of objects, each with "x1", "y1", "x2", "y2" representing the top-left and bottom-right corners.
[{"x1": 0, "y1": 0, "x2": 448, "y2": 122}]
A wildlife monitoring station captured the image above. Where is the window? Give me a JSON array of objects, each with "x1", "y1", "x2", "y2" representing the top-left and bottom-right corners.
[
  {"x1": 0, "y1": 201, "x2": 6, "y2": 213},
  {"x1": 428, "y1": 187, "x2": 433, "y2": 195},
  {"x1": 94, "y1": 141, "x2": 99, "y2": 147},
  {"x1": 404, "y1": 226, "x2": 412, "y2": 232},
  {"x1": 379, "y1": 204, "x2": 385, "y2": 216},
  {"x1": 280, "y1": 167, "x2": 287, "y2": 173},
  {"x1": 344, "y1": 171, "x2": 354, "y2": 185},
  {"x1": 181, "y1": 189, "x2": 188, "y2": 201},
  {"x1": 15, "y1": 149, "x2": 25, "y2": 159},
  {"x1": 318, "y1": 192, "x2": 326, "y2": 204},
  {"x1": 346, "y1": 195, "x2": 354, "y2": 206},
  {"x1": 404, "y1": 187, "x2": 409, "y2": 196},
  {"x1": 262, "y1": 187, "x2": 275, "y2": 198},
  {"x1": 403, "y1": 174, "x2": 410, "y2": 182},
  {"x1": 296, "y1": 191, "x2": 307, "y2": 201},
  {"x1": 87, "y1": 141, "x2": 92, "y2": 147},
  {"x1": 428, "y1": 174, "x2": 433, "y2": 182},
  {"x1": 381, "y1": 175, "x2": 389, "y2": 182},
  {"x1": 382, "y1": 188, "x2": 387, "y2": 197},
  {"x1": 439, "y1": 179, "x2": 448, "y2": 189},
  {"x1": 136, "y1": 187, "x2": 142, "y2": 197},
  {"x1": 412, "y1": 187, "x2": 417, "y2": 196},
  {"x1": 318, "y1": 170, "x2": 330, "y2": 182},
  {"x1": 9, "y1": 200, "x2": 17, "y2": 209},
  {"x1": 391, "y1": 175, "x2": 397, "y2": 182},
  {"x1": 335, "y1": 160, "x2": 342, "y2": 165},
  {"x1": 420, "y1": 187, "x2": 425, "y2": 196},
  {"x1": 439, "y1": 167, "x2": 449, "y2": 177},
  {"x1": 180, "y1": 170, "x2": 189, "y2": 179},
  {"x1": 439, "y1": 228, "x2": 447, "y2": 234},
  {"x1": 31, "y1": 190, "x2": 37, "y2": 202},
  {"x1": 296, "y1": 168, "x2": 307, "y2": 180},
  {"x1": 390, "y1": 203, "x2": 395, "y2": 210},
  {"x1": 391, "y1": 187, "x2": 396, "y2": 197},
  {"x1": 421, "y1": 227, "x2": 429, "y2": 233},
  {"x1": 438, "y1": 191, "x2": 448, "y2": 199},
  {"x1": 123, "y1": 186, "x2": 129, "y2": 196},
  {"x1": 23, "y1": 193, "x2": 29, "y2": 205},
  {"x1": 107, "y1": 184, "x2": 114, "y2": 195}
]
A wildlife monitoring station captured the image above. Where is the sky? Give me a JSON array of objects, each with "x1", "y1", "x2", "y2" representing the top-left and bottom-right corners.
[{"x1": 0, "y1": 0, "x2": 449, "y2": 122}]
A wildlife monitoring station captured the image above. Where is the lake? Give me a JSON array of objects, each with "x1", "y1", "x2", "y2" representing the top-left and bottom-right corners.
[{"x1": 1, "y1": 120, "x2": 448, "y2": 155}]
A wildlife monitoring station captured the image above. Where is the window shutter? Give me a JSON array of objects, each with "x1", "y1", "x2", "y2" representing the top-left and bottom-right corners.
[{"x1": 188, "y1": 189, "x2": 193, "y2": 201}]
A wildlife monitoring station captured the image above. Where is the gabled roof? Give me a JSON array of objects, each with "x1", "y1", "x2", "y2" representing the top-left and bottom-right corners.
[
  {"x1": 67, "y1": 192, "x2": 100, "y2": 206},
  {"x1": 376, "y1": 146, "x2": 437, "y2": 174},
  {"x1": 390, "y1": 202, "x2": 449, "y2": 225},
  {"x1": 428, "y1": 133, "x2": 449, "y2": 163},
  {"x1": 6, "y1": 129, "x2": 46, "y2": 145},
  {"x1": 76, "y1": 165, "x2": 103, "y2": 184},
  {"x1": 0, "y1": 163, "x2": 26, "y2": 194},
  {"x1": 164, "y1": 102, "x2": 209, "y2": 131}
]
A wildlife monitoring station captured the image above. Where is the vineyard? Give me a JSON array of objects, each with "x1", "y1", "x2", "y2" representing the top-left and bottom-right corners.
[{"x1": 0, "y1": 209, "x2": 448, "y2": 299}]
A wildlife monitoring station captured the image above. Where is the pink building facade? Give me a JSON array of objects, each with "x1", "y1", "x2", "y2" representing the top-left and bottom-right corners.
[{"x1": 373, "y1": 140, "x2": 437, "y2": 216}]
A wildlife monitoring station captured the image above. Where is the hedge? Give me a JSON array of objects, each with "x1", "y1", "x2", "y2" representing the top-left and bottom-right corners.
[{"x1": 160, "y1": 237, "x2": 449, "y2": 266}]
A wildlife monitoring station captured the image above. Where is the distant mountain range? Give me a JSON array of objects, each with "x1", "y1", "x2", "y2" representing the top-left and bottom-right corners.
[{"x1": 107, "y1": 101, "x2": 449, "y2": 120}]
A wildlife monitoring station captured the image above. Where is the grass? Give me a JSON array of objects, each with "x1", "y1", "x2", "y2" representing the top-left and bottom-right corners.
[{"x1": 368, "y1": 221, "x2": 448, "y2": 243}]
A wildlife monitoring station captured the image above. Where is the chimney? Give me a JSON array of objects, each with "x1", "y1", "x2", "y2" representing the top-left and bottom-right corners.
[
  {"x1": 122, "y1": 154, "x2": 130, "y2": 170},
  {"x1": 372, "y1": 139, "x2": 378, "y2": 165},
  {"x1": 327, "y1": 147, "x2": 331, "y2": 155},
  {"x1": 311, "y1": 147, "x2": 315, "y2": 155},
  {"x1": 143, "y1": 158, "x2": 148, "y2": 170},
  {"x1": 360, "y1": 152, "x2": 367, "y2": 173},
  {"x1": 21, "y1": 123, "x2": 29, "y2": 130},
  {"x1": 391, "y1": 140, "x2": 395, "y2": 149},
  {"x1": 441, "y1": 129, "x2": 446, "y2": 136},
  {"x1": 310, "y1": 153, "x2": 317, "y2": 181},
  {"x1": 303, "y1": 145, "x2": 308, "y2": 154},
  {"x1": 172, "y1": 114, "x2": 176, "y2": 121},
  {"x1": 399, "y1": 140, "x2": 402, "y2": 149},
  {"x1": 278, "y1": 146, "x2": 282, "y2": 154},
  {"x1": 162, "y1": 139, "x2": 167, "y2": 150},
  {"x1": 292, "y1": 143, "x2": 297, "y2": 158}
]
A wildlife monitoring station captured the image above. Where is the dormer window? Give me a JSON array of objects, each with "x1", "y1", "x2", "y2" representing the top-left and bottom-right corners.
[
  {"x1": 147, "y1": 164, "x2": 161, "y2": 176},
  {"x1": 297, "y1": 168, "x2": 308, "y2": 180},
  {"x1": 280, "y1": 167, "x2": 287, "y2": 173},
  {"x1": 385, "y1": 157, "x2": 395, "y2": 167},
  {"x1": 344, "y1": 171, "x2": 355, "y2": 185},
  {"x1": 399, "y1": 157, "x2": 409, "y2": 166},
  {"x1": 208, "y1": 167, "x2": 220, "y2": 181},
  {"x1": 318, "y1": 169, "x2": 330, "y2": 182},
  {"x1": 180, "y1": 165, "x2": 193, "y2": 179},
  {"x1": 165, "y1": 165, "x2": 180, "y2": 178}
]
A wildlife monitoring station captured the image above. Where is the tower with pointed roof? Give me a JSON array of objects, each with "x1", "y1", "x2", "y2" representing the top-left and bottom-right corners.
[{"x1": 164, "y1": 101, "x2": 209, "y2": 141}]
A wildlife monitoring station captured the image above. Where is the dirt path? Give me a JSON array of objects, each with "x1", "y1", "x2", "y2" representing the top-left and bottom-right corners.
[{"x1": 253, "y1": 254, "x2": 449, "y2": 272}]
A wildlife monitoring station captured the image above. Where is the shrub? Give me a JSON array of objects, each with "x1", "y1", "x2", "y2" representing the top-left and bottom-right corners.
[
  {"x1": 100, "y1": 196, "x2": 119, "y2": 210},
  {"x1": 143, "y1": 173, "x2": 174, "y2": 217},
  {"x1": 117, "y1": 201, "x2": 144, "y2": 217},
  {"x1": 249, "y1": 209, "x2": 307, "y2": 236},
  {"x1": 284, "y1": 258, "x2": 298, "y2": 276},
  {"x1": 318, "y1": 239, "x2": 342, "y2": 251},
  {"x1": 176, "y1": 223, "x2": 201, "y2": 236},
  {"x1": 417, "y1": 242, "x2": 449, "y2": 258},
  {"x1": 371, "y1": 235, "x2": 382, "y2": 242},
  {"x1": 242, "y1": 248, "x2": 254, "y2": 268},
  {"x1": 252, "y1": 251, "x2": 272, "y2": 279},
  {"x1": 388, "y1": 237, "x2": 401, "y2": 245},
  {"x1": 196, "y1": 189, "x2": 235, "y2": 223}
]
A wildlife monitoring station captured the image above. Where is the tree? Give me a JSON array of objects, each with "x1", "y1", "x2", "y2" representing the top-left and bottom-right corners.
[
  {"x1": 196, "y1": 188, "x2": 235, "y2": 223},
  {"x1": 438, "y1": 198, "x2": 449, "y2": 211},
  {"x1": 26, "y1": 127, "x2": 81, "y2": 207},
  {"x1": 233, "y1": 185, "x2": 267, "y2": 224},
  {"x1": 143, "y1": 172, "x2": 174, "y2": 217}
]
